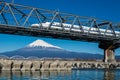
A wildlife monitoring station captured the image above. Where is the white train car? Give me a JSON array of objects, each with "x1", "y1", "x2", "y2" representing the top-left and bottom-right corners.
[{"x1": 31, "y1": 22, "x2": 120, "y2": 37}]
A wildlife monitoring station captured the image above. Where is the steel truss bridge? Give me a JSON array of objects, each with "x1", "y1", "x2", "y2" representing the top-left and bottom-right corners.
[{"x1": 0, "y1": 2, "x2": 119, "y2": 62}]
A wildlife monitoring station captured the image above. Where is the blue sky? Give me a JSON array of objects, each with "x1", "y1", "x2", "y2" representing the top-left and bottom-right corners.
[{"x1": 0, "y1": 0, "x2": 120, "y2": 55}]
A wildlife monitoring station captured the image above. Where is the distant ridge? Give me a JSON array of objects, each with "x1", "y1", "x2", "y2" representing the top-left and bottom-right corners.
[{"x1": 0, "y1": 39, "x2": 104, "y2": 59}]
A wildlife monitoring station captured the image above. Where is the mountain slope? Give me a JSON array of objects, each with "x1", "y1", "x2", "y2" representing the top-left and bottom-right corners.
[{"x1": 0, "y1": 39, "x2": 103, "y2": 59}]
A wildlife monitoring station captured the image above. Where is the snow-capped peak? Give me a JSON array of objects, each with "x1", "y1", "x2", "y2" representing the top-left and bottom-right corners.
[{"x1": 27, "y1": 39, "x2": 61, "y2": 49}]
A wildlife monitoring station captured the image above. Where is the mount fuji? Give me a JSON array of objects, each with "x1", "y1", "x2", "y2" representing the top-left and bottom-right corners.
[
  {"x1": 27, "y1": 39, "x2": 62, "y2": 49},
  {"x1": 0, "y1": 39, "x2": 104, "y2": 59}
]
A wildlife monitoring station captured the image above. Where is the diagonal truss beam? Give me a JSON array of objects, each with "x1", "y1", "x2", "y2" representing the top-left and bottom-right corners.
[{"x1": 0, "y1": 2, "x2": 119, "y2": 42}]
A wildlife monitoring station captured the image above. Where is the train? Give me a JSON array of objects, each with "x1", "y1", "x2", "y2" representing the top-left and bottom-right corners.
[{"x1": 31, "y1": 22, "x2": 120, "y2": 37}]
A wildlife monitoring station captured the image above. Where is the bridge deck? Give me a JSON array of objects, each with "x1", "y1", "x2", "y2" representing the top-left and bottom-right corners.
[
  {"x1": 0, "y1": 2, "x2": 119, "y2": 45},
  {"x1": 0, "y1": 24, "x2": 119, "y2": 42}
]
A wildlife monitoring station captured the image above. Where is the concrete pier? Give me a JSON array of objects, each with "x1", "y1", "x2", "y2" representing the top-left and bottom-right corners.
[
  {"x1": 99, "y1": 42, "x2": 118, "y2": 63},
  {"x1": 0, "y1": 59, "x2": 120, "y2": 71},
  {"x1": 104, "y1": 49, "x2": 116, "y2": 63}
]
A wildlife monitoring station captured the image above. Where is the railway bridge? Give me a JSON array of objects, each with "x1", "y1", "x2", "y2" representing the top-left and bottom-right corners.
[{"x1": 0, "y1": 2, "x2": 119, "y2": 62}]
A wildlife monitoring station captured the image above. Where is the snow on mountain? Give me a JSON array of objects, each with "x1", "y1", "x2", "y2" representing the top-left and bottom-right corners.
[
  {"x1": 0, "y1": 39, "x2": 104, "y2": 59},
  {"x1": 27, "y1": 39, "x2": 61, "y2": 49}
]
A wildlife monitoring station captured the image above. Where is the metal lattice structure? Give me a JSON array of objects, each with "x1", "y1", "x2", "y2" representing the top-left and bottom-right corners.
[{"x1": 0, "y1": 2, "x2": 120, "y2": 45}]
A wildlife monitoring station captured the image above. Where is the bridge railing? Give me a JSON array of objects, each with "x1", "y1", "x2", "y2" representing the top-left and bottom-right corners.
[{"x1": 0, "y1": 2, "x2": 119, "y2": 41}]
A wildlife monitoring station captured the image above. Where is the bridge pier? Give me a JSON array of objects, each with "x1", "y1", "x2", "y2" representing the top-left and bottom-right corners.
[
  {"x1": 104, "y1": 49, "x2": 116, "y2": 63},
  {"x1": 99, "y1": 41, "x2": 118, "y2": 63}
]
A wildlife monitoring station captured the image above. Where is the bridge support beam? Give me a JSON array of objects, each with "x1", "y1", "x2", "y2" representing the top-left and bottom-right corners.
[
  {"x1": 104, "y1": 49, "x2": 116, "y2": 63},
  {"x1": 99, "y1": 41, "x2": 117, "y2": 63}
]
